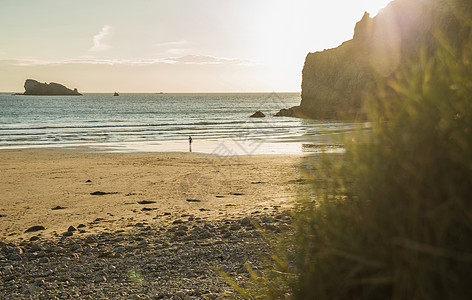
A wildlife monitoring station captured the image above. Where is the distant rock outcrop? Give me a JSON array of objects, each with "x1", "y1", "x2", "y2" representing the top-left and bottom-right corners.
[
  {"x1": 274, "y1": 107, "x2": 302, "y2": 117},
  {"x1": 278, "y1": 0, "x2": 470, "y2": 119},
  {"x1": 250, "y1": 111, "x2": 266, "y2": 118},
  {"x1": 22, "y1": 79, "x2": 82, "y2": 96}
]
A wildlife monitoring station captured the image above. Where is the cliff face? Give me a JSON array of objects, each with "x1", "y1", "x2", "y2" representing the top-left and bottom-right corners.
[
  {"x1": 23, "y1": 79, "x2": 82, "y2": 96},
  {"x1": 287, "y1": 0, "x2": 468, "y2": 119}
]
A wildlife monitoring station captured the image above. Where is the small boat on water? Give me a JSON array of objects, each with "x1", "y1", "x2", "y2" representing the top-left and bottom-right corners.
[{"x1": 114, "y1": 92, "x2": 119, "y2": 96}]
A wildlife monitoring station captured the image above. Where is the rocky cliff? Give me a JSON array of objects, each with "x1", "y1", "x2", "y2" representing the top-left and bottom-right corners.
[
  {"x1": 22, "y1": 79, "x2": 82, "y2": 96},
  {"x1": 279, "y1": 0, "x2": 470, "y2": 119}
]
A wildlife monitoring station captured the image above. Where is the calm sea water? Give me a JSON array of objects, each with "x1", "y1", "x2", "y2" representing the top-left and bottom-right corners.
[{"x1": 0, "y1": 93, "x2": 363, "y2": 154}]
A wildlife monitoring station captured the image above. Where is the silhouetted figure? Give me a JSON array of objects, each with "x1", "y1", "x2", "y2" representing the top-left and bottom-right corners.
[{"x1": 189, "y1": 136, "x2": 193, "y2": 152}]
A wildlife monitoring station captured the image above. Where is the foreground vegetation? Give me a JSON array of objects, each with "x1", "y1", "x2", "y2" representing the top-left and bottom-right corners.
[{"x1": 234, "y1": 0, "x2": 472, "y2": 298}]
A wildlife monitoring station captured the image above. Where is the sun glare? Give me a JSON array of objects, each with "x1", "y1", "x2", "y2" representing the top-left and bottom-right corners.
[{"x1": 365, "y1": 0, "x2": 394, "y2": 16}]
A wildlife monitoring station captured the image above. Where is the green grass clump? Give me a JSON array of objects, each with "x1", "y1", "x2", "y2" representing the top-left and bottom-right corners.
[{"x1": 291, "y1": 10, "x2": 472, "y2": 300}]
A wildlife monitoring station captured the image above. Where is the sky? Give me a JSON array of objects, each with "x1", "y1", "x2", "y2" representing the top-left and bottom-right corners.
[{"x1": 0, "y1": 0, "x2": 393, "y2": 93}]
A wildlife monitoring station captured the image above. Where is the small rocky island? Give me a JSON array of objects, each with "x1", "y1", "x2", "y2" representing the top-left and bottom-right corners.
[{"x1": 21, "y1": 79, "x2": 82, "y2": 96}]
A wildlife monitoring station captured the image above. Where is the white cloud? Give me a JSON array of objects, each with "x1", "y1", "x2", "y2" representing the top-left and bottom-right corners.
[
  {"x1": 1, "y1": 55, "x2": 255, "y2": 67},
  {"x1": 154, "y1": 40, "x2": 190, "y2": 47},
  {"x1": 165, "y1": 55, "x2": 254, "y2": 66},
  {"x1": 89, "y1": 25, "x2": 113, "y2": 52}
]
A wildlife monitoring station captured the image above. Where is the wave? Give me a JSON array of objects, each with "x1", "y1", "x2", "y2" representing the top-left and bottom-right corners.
[{"x1": 0, "y1": 119, "x2": 298, "y2": 132}]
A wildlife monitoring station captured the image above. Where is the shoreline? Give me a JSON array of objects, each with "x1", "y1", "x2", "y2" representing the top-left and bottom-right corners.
[{"x1": 0, "y1": 136, "x2": 346, "y2": 156}]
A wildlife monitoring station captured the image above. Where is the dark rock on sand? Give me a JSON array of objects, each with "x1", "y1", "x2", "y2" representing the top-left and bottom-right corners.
[
  {"x1": 68, "y1": 226, "x2": 77, "y2": 232},
  {"x1": 186, "y1": 199, "x2": 201, "y2": 202},
  {"x1": 52, "y1": 206, "x2": 66, "y2": 210},
  {"x1": 137, "y1": 200, "x2": 156, "y2": 205},
  {"x1": 141, "y1": 207, "x2": 156, "y2": 211},
  {"x1": 90, "y1": 191, "x2": 115, "y2": 196},
  {"x1": 250, "y1": 111, "x2": 265, "y2": 118},
  {"x1": 288, "y1": 178, "x2": 308, "y2": 184},
  {"x1": 25, "y1": 226, "x2": 46, "y2": 233}
]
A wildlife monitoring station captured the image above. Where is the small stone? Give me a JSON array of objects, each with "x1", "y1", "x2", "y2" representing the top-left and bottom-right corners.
[
  {"x1": 114, "y1": 246, "x2": 126, "y2": 253},
  {"x1": 51, "y1": 246, "x2": 64, "y2": 253},
  {"x1": 73, "y1": 245, "x2": 84, "y2": 253},
  {"x1": 241, "y1": 217, "x2": 252, "y2": 226},
  {"x1": 95, "y1": 276, "x2": 107, "y2": 283},
  {"x1": 178, "y1": 225, "x2": 188, "y2": 231},
  {"x1": 84, "y1": 236, "x2": 97, "y2": 244},
  {"x1": 11, "y1": 247, "x2": 24, "y2": 255},
  {"x1": 200, "y1": 230, "x2": 212, "y2": 239},
  {"x1": 77, "y1": 224, "x2": 86, "y2": 228},
  {"x1": 98, "y1": 252, "x2": 112, "y2": 258},
  {"x1": 175, "y1": 230, "x2": 187, "y2": 237},
  {"x1": 68, "y1": 226, "x2": 77, "y2": 232},
  {"x1": 39, "y1": 257, "x2": 49, "y2": 264},
  {"x1": 28, "y1": 284, "x2": 42, "y2": 294},
  {"x1": 261, "y1": 216, "x2": 274, "y2": 223},
  {"x1": 45, "y1": 269, "x2": 54, "y2": 276},
  {"x1": 229, "y1": 223, "x2": 241, "y2": 231},
  {"x1": 9, "y1": 253, "x2": 21, "y2": 261},
  {"x1": 4, "y1": 265, "x2": 14, "y2": 273},
  {"x1": 62, "y1": 231, "x2": 73, "y2": 237}
]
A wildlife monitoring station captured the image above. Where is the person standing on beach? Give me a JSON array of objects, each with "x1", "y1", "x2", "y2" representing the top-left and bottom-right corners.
[{"x1": 189, "y1": 136, "x2": 192, "y2": 152}]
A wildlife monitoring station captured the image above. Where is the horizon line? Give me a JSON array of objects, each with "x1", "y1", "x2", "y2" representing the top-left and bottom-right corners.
[{"x1": 1, "y1": 91, "x2": 301, "y2": 94}]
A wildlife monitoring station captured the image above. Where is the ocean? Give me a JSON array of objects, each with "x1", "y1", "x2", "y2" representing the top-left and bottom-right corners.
[{"x1": 0, "y1": 93, "x2": 364, "y2": 155}]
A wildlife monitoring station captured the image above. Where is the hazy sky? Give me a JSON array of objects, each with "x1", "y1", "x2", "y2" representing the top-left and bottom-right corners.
[{"x1": 0, "y1": 0, "x2": 392, "y2": 92}]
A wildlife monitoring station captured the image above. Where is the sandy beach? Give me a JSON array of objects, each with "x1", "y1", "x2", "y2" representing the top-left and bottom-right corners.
[
  {"x1": 0, "y1": 148, "x2": 303, "y2": 242},
  {"x1": 0, "y1": 148, "x2": 308, "y2": 298}
]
